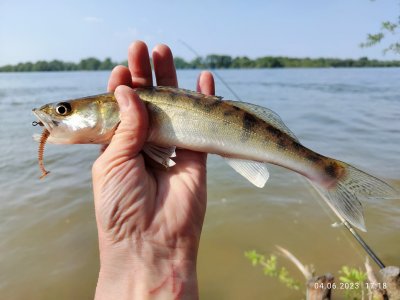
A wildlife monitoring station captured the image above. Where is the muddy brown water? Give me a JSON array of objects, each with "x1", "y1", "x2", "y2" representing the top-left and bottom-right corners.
[{"x1": 0, "y1": 69, "x2": 399, "y2": 299}]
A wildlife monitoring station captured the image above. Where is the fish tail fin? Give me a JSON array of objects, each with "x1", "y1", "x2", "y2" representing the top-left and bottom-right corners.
[{"x1": 312, "y1": 162, "x2": 398, "y2": 232}]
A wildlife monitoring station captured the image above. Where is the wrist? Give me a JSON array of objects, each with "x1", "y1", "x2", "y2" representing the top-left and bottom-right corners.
[{"x1": 95, "y1": 238, "x2": 199, "y2": 300}]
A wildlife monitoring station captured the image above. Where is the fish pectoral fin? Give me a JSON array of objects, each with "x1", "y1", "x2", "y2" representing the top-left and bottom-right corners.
[
  {"x1": 142, "y1": 144, "x2": 176, "y2": 167},
  {"x1": 225, "y1": 100, "x2": 299, "y2": 142},
  {"x1": 223, "y1": 157, "x2": 269, "y2": 188}
]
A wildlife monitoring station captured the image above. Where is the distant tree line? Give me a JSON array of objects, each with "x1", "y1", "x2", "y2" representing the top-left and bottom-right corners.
[
  {"x1": 0, "y1": 57, "x2": 119, "y2": 72},
  {"x1": 174, "y1": 55, "x2": 400, "y2": 68},
  {"x1": 1, "y1": 55, "x2": 400, "y2": 72}
]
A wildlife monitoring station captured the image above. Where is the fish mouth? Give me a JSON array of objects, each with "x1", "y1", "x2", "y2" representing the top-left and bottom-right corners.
[{"x1": 32, "y1": 109, "x2": 56, "y2": 132}]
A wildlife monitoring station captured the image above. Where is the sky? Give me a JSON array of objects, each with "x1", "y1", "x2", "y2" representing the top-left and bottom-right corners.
[{"x1": 0, "y1": 0, "x2": 399, "y2": 66}]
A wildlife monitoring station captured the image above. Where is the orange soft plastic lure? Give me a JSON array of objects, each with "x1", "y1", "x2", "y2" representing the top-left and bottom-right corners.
[{"x1": 38, "y1": 128, "x2": 50, "y2": 179}]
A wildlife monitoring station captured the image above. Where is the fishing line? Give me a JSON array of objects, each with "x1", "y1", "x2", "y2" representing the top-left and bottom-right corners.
[
  {"x1": 178, "y1": 40, "x2": 242, "y2": 101},
  {"x1": 298, "y1": 176, "x2": 367, "y2": 259},
  {"x1": 343, "y1": 220, "x2": 385, "y2": 269},
  {"x1": 179, "y1": 39, "x2": 386, "y2": 269},
  {"x1": 307, "y1": 178, "x2": 386, "y2": 269}
]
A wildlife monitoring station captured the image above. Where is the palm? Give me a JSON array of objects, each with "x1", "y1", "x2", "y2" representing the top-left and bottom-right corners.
[
  {"x1": 96, "y1": 150, "x2": 206, "y2": 246},
  {"x1": 117, "y1": 150, "x2": 207, "y2": 246},
  {"x1": 151, "y1": 150, "x2": 207, "y2": 241}
]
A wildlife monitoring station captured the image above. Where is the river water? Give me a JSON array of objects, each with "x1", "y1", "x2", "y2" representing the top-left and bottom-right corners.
[{"x1": 0, "y1": 69, "x2": 399, "y2": 299}]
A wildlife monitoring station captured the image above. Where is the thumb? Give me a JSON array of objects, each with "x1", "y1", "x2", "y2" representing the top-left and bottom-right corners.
[{"x1": 102, "y1": 85, "x2": 148, "y2": 161}]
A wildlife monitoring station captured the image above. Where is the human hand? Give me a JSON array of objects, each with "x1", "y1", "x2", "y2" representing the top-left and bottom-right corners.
[{"x1": 92, "y1": 41, "x2": 215, "y2": 300}]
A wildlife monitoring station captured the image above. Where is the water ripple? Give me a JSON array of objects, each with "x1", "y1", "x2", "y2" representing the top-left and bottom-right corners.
[{"x1": 1, "y1": 69, "x2": 399, "y2": 300}]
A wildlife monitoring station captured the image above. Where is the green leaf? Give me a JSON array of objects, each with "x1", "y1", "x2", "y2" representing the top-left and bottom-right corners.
[
  {"x1": 382, "y1": 21, "x2": 398, "y2": 33},
  {"x1": 263, "y1": 255, "x2": 278, "y2": 276},
  {"x1": 244, "y1": 250, "x2": 266, "y2": 266},
  {"x1": 339, "y1": 276, "x2": 351, "y2": 283}
]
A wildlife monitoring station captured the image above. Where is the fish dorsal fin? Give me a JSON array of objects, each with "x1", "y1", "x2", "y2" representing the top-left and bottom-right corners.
[
  {"x1": 154, "y1": 86, "x2": 223, "y2": 102},
  {"x1": 142, "y1": 143, "x2": 177, "y2": 167},
  {"x1": 223, "y1": 157, "x2": 269, "y2": 188},
  {"x1": 225, "y1": 100, "x2": 299, "y2": 142}
]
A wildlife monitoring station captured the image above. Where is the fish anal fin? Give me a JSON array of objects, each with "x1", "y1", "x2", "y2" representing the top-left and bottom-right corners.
[{"x1": 224, "y1": 157, "x2": 269, "y2": 188}]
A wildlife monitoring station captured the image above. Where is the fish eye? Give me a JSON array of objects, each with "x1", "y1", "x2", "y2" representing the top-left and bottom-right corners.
[{"x1": 55, "y1": 102, "x2": 72, "y2": 116}]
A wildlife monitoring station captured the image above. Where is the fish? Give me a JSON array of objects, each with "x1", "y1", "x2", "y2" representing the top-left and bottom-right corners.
[{"x1": 32, "y1": 86, "x2": 398, "y2": 231}]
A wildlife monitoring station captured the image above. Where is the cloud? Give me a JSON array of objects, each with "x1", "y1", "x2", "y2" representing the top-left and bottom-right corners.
[{"x1": 84, "y1": 16, "x2": 103, "y2": 23}]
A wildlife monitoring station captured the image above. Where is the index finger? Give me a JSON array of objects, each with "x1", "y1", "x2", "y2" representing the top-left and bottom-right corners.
[{"x1": 107, "y1": 65, "x2": 132, "y2": 92}]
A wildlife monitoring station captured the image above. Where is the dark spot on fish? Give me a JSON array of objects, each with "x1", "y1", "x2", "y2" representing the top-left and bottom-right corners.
[
  {"x1": 325, "y1": 163, "x2": 339, "y2": 178},
  {"x1": 52, "y1": 120, "x2": 60, "y2": 126},
  {"x1": 265, "y1": 125, "x2": 282, "y2": 138},
  {"x1": 240, "y1": 112, "x2": 258, "y2": 142},
  {"x1": 243, "y1": 112, "x2": 257, "y2": 131},
  {"x1": 209, "y1": 99, "x2": 223, "y2": 110},
  {"x1": 152, "y1": 87, "x2": 179, "y2": 101},
  {"x1": 163, "y1": 89, "x2": 179, "y2": 101},
  {"x1": 223, "y1": 108, "x2": 239, "y2": 116},
  {"x1": 306, "y1": 153, "x2": 322, "y2": 163},
  {"x1": 193, "y1": 98, "x2": 223, "y2": 112},
  {"x1": 277, "y1": 137, "x2": 290, "y2": 149},
  {"x1": 291, "y1": 140, "x2": 302, "y2": 151}
]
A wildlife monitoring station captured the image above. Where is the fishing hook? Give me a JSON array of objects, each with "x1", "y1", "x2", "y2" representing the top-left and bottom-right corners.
[{"x1": 32, "y1": 121, "x2": 43, "y2": 127}]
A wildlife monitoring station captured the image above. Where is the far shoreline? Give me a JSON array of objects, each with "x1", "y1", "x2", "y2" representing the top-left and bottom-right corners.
[
  {"x1": 1, "y1": 55, "x2": 400, "y2": 72},
  {"x1": 2, "y1": 66, "x2": 400, "y2": 74}
]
